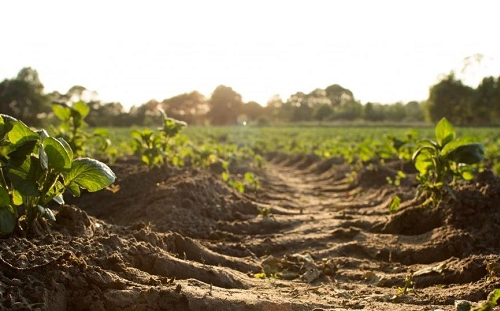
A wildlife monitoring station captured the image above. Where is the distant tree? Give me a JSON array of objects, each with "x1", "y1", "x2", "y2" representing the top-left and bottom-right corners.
[
  {"x1": 364, "y1": 102, "x2": 384, "y2": 121},
  {"x1": 264, "y1": 94, "x2": 284, "y2": 122},
  {"x1": 425, "y1": 74, "x2": 474, "y2": 125},
  {"x1": 129, "y1": 100, "x2": 162, "y2": 126},
  {"x1": 87, "y1": 102, "x2": 126, "y2": 127},
  {"x1": 287, "y1": 92, "x2": 311, "y2": 122},
  {"x1": 241, "y1": 101, "x2": 264, "y2": 122},
  {"x1": 385, "y1": 102, "x2": 406, "y2": 121},
  {"x1": 0, "y1": 67, "x2": 50, "y2": 126},
  {"x1": 313, "y1": 104, "x2": 334, "y2": 121},
  {"x1": 325, "y1": 84, "x2": 355, "y2": 109},
  {"x1": 160, "y1": 91, "x2": 208, "y2": 124},
  {"x1": 207, "y1": 85, "x2": 243, "y2": 125},
  {"x1": 404, "y1": 101, "x2": 425, "y2": 122},
  {"x1": 472, "y1": 76, "x2": 500, "y2": 124},
  {"x1": 333, "y1": 100, "x2": 363, "y2": 120}
]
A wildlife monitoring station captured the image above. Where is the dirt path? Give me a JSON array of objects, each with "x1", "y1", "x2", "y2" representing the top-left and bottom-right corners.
[{"x1": 1, "y1": 156, "x2": 499, "y2": 311}]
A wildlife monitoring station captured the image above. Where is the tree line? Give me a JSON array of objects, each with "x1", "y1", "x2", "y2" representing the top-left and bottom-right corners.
[{"x1": 1, "y1": 67, "x2": 499, "y2": 127}]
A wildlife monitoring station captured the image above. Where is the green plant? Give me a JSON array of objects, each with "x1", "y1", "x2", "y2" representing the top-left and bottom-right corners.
[
  {"x1": 131, "y1": 129, "x2": 164, "y2": 168},
  {"x1": 0, "y1": 114, "x2": 115, "y2": 233},
  {"x1": 52, "y1": 101, "x2": 110, "y2": 156},
  {"x1": 388, "y1": 195, "x2": 401, "y2": 213},
  {"x1": 131, "y1": 112, "x2": 187, "y2": 168},
  {"x1": 243, "y1": 172, "x2": 261, "y2": 193},
  {"x1": 472, "y1": 289, "x2": 500, "y2": 311},
  {"x1": 397, "y1": 274, "x2": 414, "y2": 295},
  {"x1": 386, "y1": 171, "x2": 406, "y2": 187},
  {"x1": 412, "y1": 118, "x2": 485, "y2": 206}
]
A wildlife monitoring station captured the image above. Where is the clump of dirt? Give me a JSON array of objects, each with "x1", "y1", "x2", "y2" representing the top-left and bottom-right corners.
[{"x1": 67, "y1": 158, "x2": 260, "y2": 238}]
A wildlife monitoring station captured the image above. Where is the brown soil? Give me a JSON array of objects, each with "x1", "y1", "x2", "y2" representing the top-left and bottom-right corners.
[{"x1": 1, "y1": 155, "x2": 500, "y2": 311}]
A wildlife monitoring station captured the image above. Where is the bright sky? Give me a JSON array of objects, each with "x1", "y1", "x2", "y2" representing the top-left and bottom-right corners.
[{"x1": 1, "y1": 0, "x2": 499, "y2": 109}]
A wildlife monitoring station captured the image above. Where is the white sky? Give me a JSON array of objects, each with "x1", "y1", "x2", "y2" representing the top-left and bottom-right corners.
[{"x1": 1, "y1": 0, "x2": 499, "y2": 109}]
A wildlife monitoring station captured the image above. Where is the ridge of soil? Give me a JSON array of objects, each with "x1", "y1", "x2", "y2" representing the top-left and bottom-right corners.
[{"x1": 1, "y1": 155, "x2": 499, "y2": 311}]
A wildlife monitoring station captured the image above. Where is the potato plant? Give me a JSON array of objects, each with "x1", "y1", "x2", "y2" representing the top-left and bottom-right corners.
[
  {"x1": 0, "y1": 114, "x2": 115, "y2": 233},
  {"x1": 131, "y1": 112, "x2": 187, "y2": 168},
  {"x1": 412, "y1": 118, "x2": 485, "y2": 206},
  {"x1": 52, "y1": 101, "x2": 111, "y2": 156}
]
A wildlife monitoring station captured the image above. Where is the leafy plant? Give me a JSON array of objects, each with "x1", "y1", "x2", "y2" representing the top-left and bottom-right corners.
[
  {"x1": 243, "y1": 172, "x2": 261, "y2": 193},
  {"x1": 412, "y1": 118, "x2": 485, "y2": 206},
  {"x1": 472, "y1": 289, "x2": 500, "y2": 311},
  {"x1": 0, "y1": 114, "x2": 115, "y2": 233},
  {"x1": 52, "y1": 101, "x2": 110, "y2": 156},
  {"x1": 131, "y1": 111, "x2": 187, "y2": 168},
  {"x1": 388, "y1": 195, "x2": 401, "y2": 213},
  {"x1": 397, "y1": 274, "x2": 414, "y2": 295}
]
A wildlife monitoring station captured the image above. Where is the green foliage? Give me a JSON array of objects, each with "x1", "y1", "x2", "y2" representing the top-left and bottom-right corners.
[
  {"x1": 412, "y1": 118, "x2": 485, "y2": 206},
  {"x1": 0, "y1": 114, "x2": 115, "y2": 234},
  {"x1": 131, "y1": 112, "x2": 187, "y2": 168},
  {"x1": 52, "y1": 101, "x2": 110, "y2": 156},
  {"x1": 388, "y1": 195, "x2": 401, "y2": 213},
  {"x1": 472, "y1": 289, "x2": 500, "y2": 311}
]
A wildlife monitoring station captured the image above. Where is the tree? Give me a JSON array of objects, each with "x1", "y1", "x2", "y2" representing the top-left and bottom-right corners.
[
  {"x1": 472, "y1": 76, "x2": 500, "y2": 124},
  {"x1": 325, "y1": 84, "x2": 354, "y2": 109},
  {"x1": 313, "y1": 104, "x2": 333, "y2": 121},
  {"x1": 241, "y1": 101, "x2": 265, "y2": 123},
  {"x1": 160, "y1": 91, "x2": 208, "y2": 124},
  {"x1": 404, "y1": 101, "x2": 425, "y2": 122},
  {"x1": 425, "y1": 73, "x2": 474, "y2": 125},
  {"x1": 0, "y1": 67, "x2": 50, "y2": 126},
  {"x1": 207, "y1": 85, "x2": 243, "y2": 125}
]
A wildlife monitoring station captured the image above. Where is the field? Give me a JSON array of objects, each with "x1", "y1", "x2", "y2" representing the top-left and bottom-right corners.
[{"x1": 2, "y1": 121, "x2": 500, "y2": 310}]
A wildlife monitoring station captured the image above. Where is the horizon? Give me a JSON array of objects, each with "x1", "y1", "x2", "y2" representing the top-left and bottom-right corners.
[{"x1": 1, "y1": 0, "x2": 500, "y2": 109}]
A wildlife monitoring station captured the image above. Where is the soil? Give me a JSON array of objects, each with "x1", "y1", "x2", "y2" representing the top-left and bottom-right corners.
[{"x1": 1, "y1": 155, "x2": 500, "y2": 311}]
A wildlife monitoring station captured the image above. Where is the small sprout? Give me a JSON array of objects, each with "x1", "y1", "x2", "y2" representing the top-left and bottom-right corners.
[
  {"x1": 397, "y1": 274, "x2": 414, "y2": 295},
  {"x1": 413, "y1": 118, "x2": 484, "y2": 207},
  {"x1": 388, "y1": 195, "x2": 401, "y2": 213}
]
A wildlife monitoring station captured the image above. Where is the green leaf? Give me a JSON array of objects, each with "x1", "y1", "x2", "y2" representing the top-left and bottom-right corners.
[
  {"x1": 388, "y1": 195, "x2": 401, "y2": 213},
  {"x1": 6, "y1": 121, "x2": 39, "y2": 149},
  {"x1": 56, "y1": 138, "x2": 74, "y2": 162},
  {"x1": 0, "y1": 114, "x2": 16, "y2": 139},
  {"x1": 221, "y1": 171, "x2": 229, "y2": 182},
  {"x1": 472, "y1": 289, "x2": 500, "y2": 311},
  {"x1": 441, "y1": 136, "x2": 478, "y2": 156},
  {"x1": 448, "y1": 143, "x2": 485, "y2": 164},
  {"x1": 52, "y1": 103, "x2": 72, "y2": 120},
  {"x1": 435, "y1": 118, "x2": 455, "y2": 147},
  {"x1": 67, "y1": 181, "x2": 81, "y2": 197},
  {"x1": 0, "y1": 185, "x2": 10, "y2": 207},
  {"x1": 7, "y1": 155, "x2": 42, "y2": 198},
  {"x1": 458, "y1": 165, "x2": 474, "y2": 180},
  {"x1": 62, "y1": 158, "x2": 115, "y2": 192},
  {"x1": 489, "y1": 289, "x2": 500, "y2": 304},
  {"x1": 43, "y1": 137, "x2": 72, "y2": 171},
  {"x1": 73, "y1": 101, "x2": 90, "y2": 118},
  {"x1": 414, "y1": 149, "x2": 434, "y2": 174},
  {"x1": 39, "y1": 144, "x2": 49, "y2": 170},
  {"x1": 0, "y1": 205, "x2": 17, "y2": 233}
]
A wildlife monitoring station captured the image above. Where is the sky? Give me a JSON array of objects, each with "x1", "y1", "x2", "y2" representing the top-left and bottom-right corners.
[{"x1": 1, "y1": 0, "x2": 499, "y2": 109}]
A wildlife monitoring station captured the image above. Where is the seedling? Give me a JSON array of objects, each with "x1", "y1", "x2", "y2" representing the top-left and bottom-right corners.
[
  {"x1": 244, "y1": 172, "x2": 261, "y2": 193},
  {"x1": 412, "y1": 118, "x2": 484, "y2": 206},
  {"x1": 52, "y1": 101, "x2": 110, "y2": 156},
  {"x1": 388, "y1": 195, "x2": 401, "y2": 213},
  {"x1": 131, "y1": 111, "x2": 186, "y2": 168},
  {"x1": 0, "y1": 114, "x2": 115, "y2": 233},
  {"x1": 472, "y1": 289, "x2": 500, "y2": 311},
  {"x1": 397, "y1": 274, "x2": 414, "y2": 295}
]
